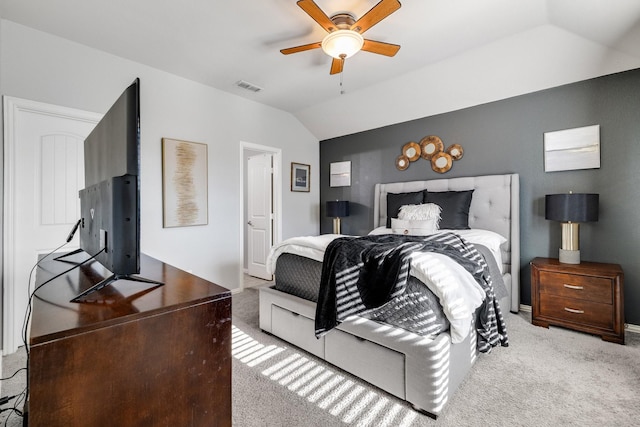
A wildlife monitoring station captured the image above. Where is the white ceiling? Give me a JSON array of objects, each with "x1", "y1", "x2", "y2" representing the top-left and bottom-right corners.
[{"x1": 1, "y1": 0, "x2": 640, "y2": 140}]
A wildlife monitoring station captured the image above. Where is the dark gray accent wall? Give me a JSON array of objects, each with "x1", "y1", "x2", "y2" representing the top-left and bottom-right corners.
[{"x1": 320, "y1": 68, "x2": 640, "y2": 324}]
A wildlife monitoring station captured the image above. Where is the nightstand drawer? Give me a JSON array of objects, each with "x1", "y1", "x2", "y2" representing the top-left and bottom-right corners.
[
  {"x1": 538, "y1": 271, "x2": 612, "y2": 304},
  {"x1": 539, "y1": 294, "x2": 613, "y2": 330}
]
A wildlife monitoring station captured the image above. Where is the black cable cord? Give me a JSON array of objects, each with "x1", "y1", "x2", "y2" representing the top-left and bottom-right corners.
[
  {"x1": 21, "y1": 247, "x2": 106, "y2": 356},
  {"x1": 20, "y1": 241, "x2": 71, "y2": 350},
  {"x1": 3, "y1": 240, "x2": 105, "y2": 426},
  {"x1": 0, "y1": 242, "x2": 69, "y2": 425},
  {"x1": 0, "y1": 395, "x2": 17, "y2": 406},
  {"x1": 0, "y1": 368, "x2": 26, "y2": 382},
  {"x1": 1, "y1": 403, "x2": 23, "y2": 427}
]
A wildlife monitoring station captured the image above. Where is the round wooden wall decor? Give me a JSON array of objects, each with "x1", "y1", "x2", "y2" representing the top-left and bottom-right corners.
[
  {"x1": 431, "y1": 152, "x2": 453, "y2": 173},
  {"x1": 419, "y1": 135, "x2": 444, "y2": 160},
  {"x1": 446, "y1": 144, "x2": 464, "y2": 160},
  {"x1": 395, "y1": 154, "x2": 410, "y2": 170},
  {"x1": 402, "y1": 141, "x2": 421, "y2": 161}
]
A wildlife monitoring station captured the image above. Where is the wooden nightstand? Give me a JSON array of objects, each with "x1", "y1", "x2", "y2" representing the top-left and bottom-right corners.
[{"x1": 531, "y1": 257, "x2": 625, "y2": 344}]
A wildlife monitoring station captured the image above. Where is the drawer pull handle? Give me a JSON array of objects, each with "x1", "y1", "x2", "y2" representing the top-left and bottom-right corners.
[
  {"x1": 564, "y1": 307, "x2": 584, "y2": 314},
  {"x1": 563, "y1": 284, "x2": 584, "y2": 290}
]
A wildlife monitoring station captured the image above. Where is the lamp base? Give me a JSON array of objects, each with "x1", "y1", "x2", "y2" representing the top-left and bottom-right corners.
[
  {"x1": 333, "y1": 217, "x2": 341, "y2": 235},
  {"x1": 559, "y1": 248, "x2": 580, "y2": 264}
]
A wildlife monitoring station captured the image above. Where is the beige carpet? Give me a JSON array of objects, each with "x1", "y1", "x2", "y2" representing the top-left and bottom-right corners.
[
  {"x1": 231, "y1": 287, "x2": 640, "y2": 426},
  {"x1": 3, "y1": 285, "x2": 640, "y2": 426}
]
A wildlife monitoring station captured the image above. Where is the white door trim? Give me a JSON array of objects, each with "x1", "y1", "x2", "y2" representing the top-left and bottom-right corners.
[
  {"x1": 2, "y1": 96, "x2": 101, "y2": 355},
  {"x1": 239, "y1": 141, "x2": 282, "y2": 291}
]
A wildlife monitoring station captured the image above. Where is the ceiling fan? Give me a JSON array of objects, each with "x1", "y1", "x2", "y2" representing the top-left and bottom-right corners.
[{"x1": 281, "y1": 0, "x2": 402, "y2": 75}]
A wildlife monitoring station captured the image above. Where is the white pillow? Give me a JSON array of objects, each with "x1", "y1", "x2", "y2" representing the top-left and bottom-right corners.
[
  {"x1": 368, "y1": 226, "x2": 391, "y2": 235},
  {"x1": 452, "y1": 229, "x2": 507, "y2": 272},
  {"x1": 391, "y1": 218, "x2": 439, "y2": 236},
  {"x1": 398, "y1": 203, "x2": 441, "y2": 224}
]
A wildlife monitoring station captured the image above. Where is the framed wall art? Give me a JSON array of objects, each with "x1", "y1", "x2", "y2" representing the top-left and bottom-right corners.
[
  {"x1": 544, "y1": 125, "x2": 600, "y2": 172},
  {"x1": 162, "y1": 138, "x2": 208, "y2": 227},
  {"x1": 291, "y1": 162, "x2": 310, "y2": 192},
  {"x1": 330, "y1": 161, "x2": 351, "y2": 187}
]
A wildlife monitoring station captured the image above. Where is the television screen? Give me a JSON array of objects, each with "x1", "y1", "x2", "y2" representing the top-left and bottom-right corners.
[
  {"x1": 72, "y1": 78, "x2": 160, "y2": 301},
  {"x1": 83, "y1": 79, "x2": 140, "y2": 188}
]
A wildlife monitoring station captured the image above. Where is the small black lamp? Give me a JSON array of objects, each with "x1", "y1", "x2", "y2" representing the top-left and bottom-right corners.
[
  {"x1": 545, "y1": 192, "x2": 599, "y2": 264},
  {"x1": 326, "y1": 200, "x2": 349, "y2": 234}
]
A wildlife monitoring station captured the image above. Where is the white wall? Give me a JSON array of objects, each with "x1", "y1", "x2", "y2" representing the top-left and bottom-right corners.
[{"x1": 0, "y1": 20, "x2": 319, "y2": 290}]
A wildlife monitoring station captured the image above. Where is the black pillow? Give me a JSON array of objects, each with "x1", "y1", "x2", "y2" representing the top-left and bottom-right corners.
[
  {"x1": 386, "y1": 191, "x2": 425, "y2": 228},
  {"x1": 425, "y1": 190, "x2": 474, "y2": 229}
]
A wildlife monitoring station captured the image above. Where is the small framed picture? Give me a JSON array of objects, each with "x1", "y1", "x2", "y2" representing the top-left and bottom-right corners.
[{"x1": 291, "y1": 162, "x2": 310, "y2": 192}]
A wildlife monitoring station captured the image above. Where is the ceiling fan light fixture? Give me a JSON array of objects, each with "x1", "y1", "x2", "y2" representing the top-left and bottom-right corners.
[{"x1": 321, "y1": 29, "x2": 364, "y2": 59}]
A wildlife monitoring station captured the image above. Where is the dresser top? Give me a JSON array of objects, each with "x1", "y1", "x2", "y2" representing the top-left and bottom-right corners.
[{"x1": 30, "y1": 252, "x2": 230, "y2": 345}]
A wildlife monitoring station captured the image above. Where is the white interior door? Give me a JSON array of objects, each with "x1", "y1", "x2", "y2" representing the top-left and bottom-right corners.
[
  {"x1": 247, "y1": 153, "x2": 273, "y2": 281},
  {"x1": 3, "y1": 97, "x2": 101, "y2": 354}
]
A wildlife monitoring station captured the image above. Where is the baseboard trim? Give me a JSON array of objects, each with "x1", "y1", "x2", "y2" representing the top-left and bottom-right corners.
[
  {"x1": 518, "y1": 304, "x2": 639, "y2": 334},
  {"x1": 626, "y1": 323, "x2": 640, "y2": 334}
]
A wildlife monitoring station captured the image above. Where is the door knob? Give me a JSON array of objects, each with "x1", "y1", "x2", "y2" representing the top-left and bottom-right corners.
[{"x1": 247, "y1": 221, "x2": 253, "y2": 226}]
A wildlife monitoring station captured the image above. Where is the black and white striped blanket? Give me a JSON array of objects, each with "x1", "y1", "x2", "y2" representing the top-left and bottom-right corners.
[{"x1": 314, "y1": 232, "x2": 509, "y2": 353}]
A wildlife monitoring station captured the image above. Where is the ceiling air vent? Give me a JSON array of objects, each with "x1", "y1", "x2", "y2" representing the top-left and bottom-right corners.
[{"x1": 235, "y1": 80, "x2": 263, "y2": 93}]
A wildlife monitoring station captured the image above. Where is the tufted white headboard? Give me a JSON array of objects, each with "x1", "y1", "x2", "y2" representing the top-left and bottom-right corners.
[{"x1": 373, "y1": 173, "x2": 520, "y2": 312}]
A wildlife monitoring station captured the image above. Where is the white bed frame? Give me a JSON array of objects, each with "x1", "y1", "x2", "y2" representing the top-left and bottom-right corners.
[{"x1": 259, "y1": 173, "x2": 519, "y2": 418}]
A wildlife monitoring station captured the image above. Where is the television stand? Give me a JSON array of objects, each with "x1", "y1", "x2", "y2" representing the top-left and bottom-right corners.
[
  {"x1": 71, "y1": 273, "x2": 163, "y2": 302},
  {"x1": 52, "y1": 250, "x2": 164, "y2": 302},
  {"x1": 29, "y1": 252, "x2": 231, "y2": 426},
  {"x1": 53, "y1": 248, "x2": 84, "y2": 263}
]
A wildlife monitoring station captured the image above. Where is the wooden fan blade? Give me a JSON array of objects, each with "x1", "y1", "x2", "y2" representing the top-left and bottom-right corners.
[
  {"x1": 280, "y1": 42, "x2": 322, "y2": 55},
  {"x1": 351, "y1": 0, "x2": 401, "y2": 34},
  {"x1": 361, "y1": 39, "x2": 401, "y2": 57},
  {"x1": 330, "y1": 57, "x2": 344, "y2": 75},
  {"x1": 296, "y1": 0, "x2": 336, "y2": 33}
]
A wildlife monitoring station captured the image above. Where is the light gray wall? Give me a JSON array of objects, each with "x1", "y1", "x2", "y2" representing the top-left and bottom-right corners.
[
  {"x1": 0, "y1": 19, "x2": 320, "y2": 294},
  {"x1": 320, "y1": 68, "x2": 640, "y2": 325}
]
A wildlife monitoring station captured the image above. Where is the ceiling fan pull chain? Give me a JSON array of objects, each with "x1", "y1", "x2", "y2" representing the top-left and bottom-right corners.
[{"x1": 340, "y1": 54, "x2": 346, "y2": 95}]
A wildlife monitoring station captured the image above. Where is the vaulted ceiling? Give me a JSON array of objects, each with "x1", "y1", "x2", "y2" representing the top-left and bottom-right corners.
[{"x1": 1, "y1": 0, "x2": 640, "y2": 140}]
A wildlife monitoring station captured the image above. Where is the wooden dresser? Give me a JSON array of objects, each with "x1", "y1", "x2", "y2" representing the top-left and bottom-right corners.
[
  {"x1": 28, "y1": 252, "x2": 232, "y2": 426},
  {"x1": 530, "y1": 257, "x2": 624, "y2": 344}
]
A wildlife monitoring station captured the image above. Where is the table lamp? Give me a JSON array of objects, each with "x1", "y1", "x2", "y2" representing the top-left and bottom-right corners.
[
  {"x1": 326, "y1": 200, "x2": 349, "y2": 234},
  {"x1": 545, "y1": 192, "x2": 599, "y2": 264}
]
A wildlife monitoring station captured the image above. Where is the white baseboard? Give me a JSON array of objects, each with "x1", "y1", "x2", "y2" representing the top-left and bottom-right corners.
[
  {"x1": 517, "y1": 304, "x2": 639, "y2": 334},
  {"x1": 626, "y1": 323, "x2": 640, "y2": 334}
]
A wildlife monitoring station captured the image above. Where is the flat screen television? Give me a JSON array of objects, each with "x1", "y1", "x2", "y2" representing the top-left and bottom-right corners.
[{"x1": 65, "y1": 78, "x2": 162, "y2": 302}]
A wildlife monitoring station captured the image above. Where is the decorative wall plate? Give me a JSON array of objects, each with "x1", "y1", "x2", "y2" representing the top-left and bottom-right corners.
[
  {"x1": 395, "y1": 154, "x2": 410, "y2": 170},
  {"x1": 419, "y1": 135, "x2": 444, "y2": 160},
  {"x1": 431, "y1": 152, "x2": 453, "y2": 173},
  {"x1": 402, "y1": 141, "x2": 421, "y2": 161},
  {"x1": 446, "y1": 144, "x2": 464, "y2": 160}
]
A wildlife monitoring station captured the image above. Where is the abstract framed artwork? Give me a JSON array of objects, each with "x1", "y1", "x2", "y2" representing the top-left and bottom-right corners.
[
  {"x1": 544, "y1": 125, "x2": 600, "y2": 172},
  {"x1": 291, "y1": 162, "x2": 310, "y2": 192},
  {"x1": 330, "y1": 161, "x2": 351, "y2": 187},
  {"x1": 162, "y1": 138, "x2": 208, "y2": 227}
]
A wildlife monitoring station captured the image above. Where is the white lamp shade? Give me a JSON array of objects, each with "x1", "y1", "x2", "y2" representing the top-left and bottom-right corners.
[{"x1": 321, "y1": 30, "x2": 364, "y2": 59}]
